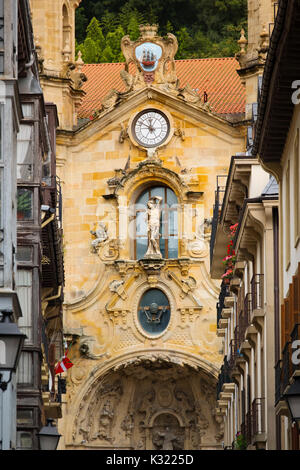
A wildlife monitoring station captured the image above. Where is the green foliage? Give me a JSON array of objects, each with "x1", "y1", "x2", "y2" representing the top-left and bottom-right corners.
[
  {"x1": 234, "y1": 432, "x2": 247, "y2": 450},
  {"x1": 76, "y1": 0, "x2": 247, "y2": 63}
]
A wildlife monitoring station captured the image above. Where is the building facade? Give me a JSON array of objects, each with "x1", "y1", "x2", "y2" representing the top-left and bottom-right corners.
[
  {"x1": 28, "y1": 0, "x2": 252, "y2": 450},
  {"x1": 211, "y1": 157, "x2": 279, "y2": 450},
  {"x1": 211, "y1": 0, "x2": 300, "y2": 450},
  {"x1": 253, "y1": 0, "x2": 300, "y2": 451},
  {"x1": 0, "y1": 0, "x2": 65, "y2": 451},
  {"x1": 0, "y1": 0, "x2": 23, "y2": 450}
]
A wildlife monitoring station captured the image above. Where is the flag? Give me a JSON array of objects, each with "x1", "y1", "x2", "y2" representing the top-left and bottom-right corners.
[{"x1": 54, "y1": 351, "x2": 73, "y2": 374}]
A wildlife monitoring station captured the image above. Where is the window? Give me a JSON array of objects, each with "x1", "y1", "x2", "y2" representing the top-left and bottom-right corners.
[
  {"x1": 138, "y1": 288, "x2": 170, "y2": 336},
  {"x1": 17, "y1": 124, "x2": 34, "y2": 180},
  {"x1": 17, "y1": 188, "x2": 33, "y2": 220},
  {"x1": 17, "y1": 409, "x2": 34, "y2": 426},
  {"x1": 16, "y1": 431, "x2": 33, "y2": 450},
  {"x1": 16, "y1": 245, "x2": 33, "y2": 263},
  {"x1": 135, "y1": 186, "x2": 178, "y2": 259},
  {"x1": 16, "y1": 269, "x2": 33, "y2": 343},
  {"x1": 16, "y1": 351, "x2": 33, "y2": 385}
]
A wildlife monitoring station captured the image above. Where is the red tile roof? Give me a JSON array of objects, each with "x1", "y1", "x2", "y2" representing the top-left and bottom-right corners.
[{"x1": 78, "y1": 57, "x2": 245, "y2": 119}]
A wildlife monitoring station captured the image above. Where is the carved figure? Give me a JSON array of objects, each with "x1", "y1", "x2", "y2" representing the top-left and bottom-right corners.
[
  {"x1": 157, "y1": 427, "x2": 178, "y2": 450},
  {"x1": 144, "y1": 196, "x2": 163, "y2": 258},
  {"x1": 90, "y1": 222, "x2": 108, "y2": 253}
]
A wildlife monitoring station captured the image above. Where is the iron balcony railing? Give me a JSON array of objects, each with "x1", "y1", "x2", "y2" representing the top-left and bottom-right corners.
[
  {"x1": 290, "y1": 323, "x2": 300, "y2": 376},
  {"x1": 228, "y1": 327, "x2": 240, "y2": 369},
  {"x1": 210, "y1": 175, "x2": 227, "y2": 265},
  {"x1": 238, "y1": 293, "x2": 252, "y2": 347},
  {"x1": 282, "y1": 341, "x2": 292, "y2": 393},
  {"x1": 217, "y1": 356, "x2": 232, "y2": 400},
  {"x1": 240, "y1": 398, "x2": 265, "y2": 447},
  {"x1": 275, "y1": 360, "x2": 283, "y2": 405},
  {"x1": 217, "y1": 282, "x2": 230, "y2": 328},
  {"x1": 251, "y1": 274, "x2": 264, "y2": 310},
  {"x1": 277, "y1": 324, "x2": 300, "y2": 403}
]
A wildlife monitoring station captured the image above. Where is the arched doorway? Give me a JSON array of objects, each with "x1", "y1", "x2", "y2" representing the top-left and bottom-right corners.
[{"x1": 69, "y1": 359, "x2": 223, "y2": 450}]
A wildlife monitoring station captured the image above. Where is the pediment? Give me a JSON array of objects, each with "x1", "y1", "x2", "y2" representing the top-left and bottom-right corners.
[{"x1": 60, "y1": 85, "x2": 243, "y2": 148}]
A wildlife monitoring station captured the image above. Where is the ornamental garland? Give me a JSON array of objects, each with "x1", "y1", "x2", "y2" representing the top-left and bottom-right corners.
[{"x1": 221, "y1": 223, "x2": 238, "y2": 284}]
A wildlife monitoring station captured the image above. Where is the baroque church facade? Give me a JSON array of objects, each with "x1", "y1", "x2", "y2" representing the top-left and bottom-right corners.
[{"x1": 28, "y1": 0, "x2": 274, "y2": 451}]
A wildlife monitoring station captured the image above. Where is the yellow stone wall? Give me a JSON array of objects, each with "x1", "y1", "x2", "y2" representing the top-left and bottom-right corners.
[
  {"x1": 28, "y1": 0, "x2": 249, "y2": 448},
  {"x1": 55, "y1": 95, "x2": 245, "y2": 448}
]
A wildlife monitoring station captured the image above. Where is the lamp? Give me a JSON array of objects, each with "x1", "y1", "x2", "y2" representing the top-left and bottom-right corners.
[
  {"x1": 283, "y1": 376, "x2": 300, "y2": 422},
  {"x1": 0, "y1": 309, "x2": 26, "y2": 391},
  {"x1": 38, "y1": 419, "x2": 61, "y2": 450}
]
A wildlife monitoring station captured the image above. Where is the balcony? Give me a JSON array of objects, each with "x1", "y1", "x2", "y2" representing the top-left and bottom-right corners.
[
  {"x1": 252, "y1": 398, "x2": 266, "y2": 445},
  {"x1": 228, "y1": 327, "x2": 241, "y2": 369},
  {"x1": 240, "y1": 398, "x2": 266, "y2": 448},
  {"x1": 251, "y1": 274, "x2": 264, "y2": 311},
  {"x1": 210, "y1": 175, "x2": 227, "y2": 267},
  {"x1": 238, "y1": 293, "x2": 252, "y2": 347},
  {"x1": 278, "y1": 265, "x2": 300, "y2": 399},
  {"x1": 217, "y1": 282, "x2": 230, "y2": 328},
  {"x1": 235, "y1": 275, "x2": 264, "y2": 348},
  {"x1": 217, "y1": 356, "x2": 233, "y2": 400}
]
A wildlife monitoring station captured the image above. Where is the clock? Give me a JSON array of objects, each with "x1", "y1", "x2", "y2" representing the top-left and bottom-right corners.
[{"x1": 132, "y1": 109, "x2": 170, "y2": 148}]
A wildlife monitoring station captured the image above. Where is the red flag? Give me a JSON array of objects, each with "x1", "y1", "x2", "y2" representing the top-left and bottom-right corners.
[{"x1": 54, "y1": 353, "x2": 73, "y2": 375}]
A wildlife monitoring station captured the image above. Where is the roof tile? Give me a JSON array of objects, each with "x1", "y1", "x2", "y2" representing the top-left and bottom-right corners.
[{"x1": 78, "y1": 58, "x2": 245, "y2": 119}]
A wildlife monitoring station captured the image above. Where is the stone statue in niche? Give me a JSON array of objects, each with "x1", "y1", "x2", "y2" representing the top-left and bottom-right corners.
[
  {"x1": 98, "y1": 399, "x2": 114, "y2": 442},
  {"x1": 144, "y1": 196, "x2": 163, "y2": 259},
  {"x1": 121, "y1": 412, "x2": 134, "y2": 439},
  {"x1": 157, "y1": 427, "x2": 178, "y2": 450},
  {"x1": 152, "y1": 414, "x2": 183, "y2": 450},
  {"x1": 90, "y1": 222, "x2": 108, "y2": 253}
]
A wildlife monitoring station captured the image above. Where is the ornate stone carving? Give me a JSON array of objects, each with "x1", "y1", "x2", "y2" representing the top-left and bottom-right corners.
[
  {"x1": 120, "y1": 25, "x2": 178, "y2": 91},
  {"x1": 109, "y1": 279, "x2": 127, "y2": 300},
  {"x1": 90, "y1": 222, "x2": 108, "y2": 253},
  {"x1": 121, "y1": 412, "x2": 134, "y2": 438}
]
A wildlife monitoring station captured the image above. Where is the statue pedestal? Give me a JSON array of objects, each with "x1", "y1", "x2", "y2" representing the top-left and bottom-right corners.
[{"x1": 143, "y1": 254, "x2": 162, "y2": 260}]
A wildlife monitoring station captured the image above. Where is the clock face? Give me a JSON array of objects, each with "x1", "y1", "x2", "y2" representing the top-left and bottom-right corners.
[{"x1": 132, "y1": 109, "x2": 170, "y2": 148}]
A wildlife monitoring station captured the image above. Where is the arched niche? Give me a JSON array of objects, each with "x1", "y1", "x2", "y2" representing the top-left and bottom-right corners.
[
  {"x1": 134, "y1": 185, "x2": 179, "y2": 260},
  {"x1": 67, "y1": 354, "x2": 223, "y2": 450},
  {"x1": 62, "y1": 3, "x2": 71, "y2": 57}
]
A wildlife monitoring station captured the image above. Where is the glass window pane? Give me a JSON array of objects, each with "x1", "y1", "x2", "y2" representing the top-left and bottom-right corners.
[
  {"x1": 168, "y1": 210, "x2": 178, "y2": 236},
  {"x1": 21, "y1": 104, "x2": 34, "y2": 118},
  {"x1": 166, "y1": 187, "x2": 177, "y2": 206},
  {"x1": 168, "y1": 237, "x2": 178, "y2": 259},
  {"x1": 136, "y1": 190, "x2": 148, "y2": 206},
  {"x1": 16, "y1": 246, "x2": 33, "y2": 262},
  {"x1": 17, "y1": 409, "x2": 33, "y2": 426},
  {"x1": 17, "y1": 188, "x2": 33, "y2": 220},
  {"x1": 17, "y1": 125, "x2": 33, "y2": 181},
  {"x1": 17, "y1": 351, "x2": 33, "y2": 385},
  {"x1": 136, "y1": 238, "x2": 148, "y2": 259},
  {"x1": 136, "y1": 210, "x2": 147, "y2": 236},
  {"x1": 159, "y1": 237, "x2": 166, "y2": 258},
  {"x1": 17, "y1": 431, "x2": 33, "y2": 450},
  {"x1": 17, "y1": 270, "x2": 33, "y2": 342},
  {"x1": 150, "y1": 186, "x2": 164, "y2": 199}
]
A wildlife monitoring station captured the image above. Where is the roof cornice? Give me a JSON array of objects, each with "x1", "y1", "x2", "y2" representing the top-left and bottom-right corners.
[{"x1": 57, "y1": 86, "x2": 244, "y2": 147}]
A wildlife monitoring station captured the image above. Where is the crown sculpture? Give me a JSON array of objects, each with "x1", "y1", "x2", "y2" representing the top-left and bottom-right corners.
[{"x1": 101, "y1": 25, "x2": 210, "y2": 112}]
